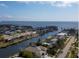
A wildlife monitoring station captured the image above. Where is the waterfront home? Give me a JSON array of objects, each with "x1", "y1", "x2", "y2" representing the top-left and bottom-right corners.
[
  {"x1": 42, "y1": 42, "x2": 51, "y2": 46},
  {"x1": 31, "y1": 31, "x2": 38, "y2": 37},
  {"x1": 32, "y1": 31, "x2": 37, "y2": 34},
  {"x1": 25, "y1": 31, "x2": 32, "y2": 35},
  {"x1": 57, "y1": 32, "x2": 67, "y2": 36},
  {"x1": 56, "y1": 32, "x2": 67, "y2": 40},
  {"x1": 25, "y1": 46, "x2": 47, "y2": 58},
  {"x1": 2, "y1": 31, "x2": 36, "y2": 42},
  {"x1": 3, "y1": 35, "x2": 14, "y2": 41}
]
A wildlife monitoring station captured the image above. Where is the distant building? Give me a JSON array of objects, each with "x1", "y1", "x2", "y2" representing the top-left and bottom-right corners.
[
  {"x1": 16, "y1": 30, "x2": 22, "y2": 33},
  {"x1": 5, "y1": 31, "x2": 11, "y2": 35}
]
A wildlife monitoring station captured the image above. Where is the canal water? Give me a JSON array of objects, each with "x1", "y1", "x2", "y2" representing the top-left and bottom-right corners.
[{"x1": 0, "y1": 31, "x2": 58, "y2": 58}]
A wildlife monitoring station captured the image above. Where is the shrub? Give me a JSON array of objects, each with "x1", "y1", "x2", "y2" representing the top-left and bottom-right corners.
[
  {"x1": 47, "y1": 46, "x2": 57, "y2": 55},
  {"x1": 19, "y1": 50, "x2": 34, "y2": 58}
]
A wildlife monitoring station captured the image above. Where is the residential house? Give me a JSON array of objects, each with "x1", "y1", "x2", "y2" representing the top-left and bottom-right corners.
[
  {"x1": 25, "y1": 46, "x2": 47, "y2": 58},
  {"x1": 50, "y1": 38, "x2": 58, "y2": 44},
  {"x1": 56, "y1": 32, "x2": 67, "y2": 40},
  {"x1": 42, "y1": 42, "x2": 51, "y2": 46}
]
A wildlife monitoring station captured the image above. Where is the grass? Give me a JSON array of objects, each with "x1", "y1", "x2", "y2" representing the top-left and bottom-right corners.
[
  {"x1": 66, "y1": 48, "x2": 77, "y2": 58},
  {"x1": 0, "y1": 34, "x2": 4, "y2": 40}
]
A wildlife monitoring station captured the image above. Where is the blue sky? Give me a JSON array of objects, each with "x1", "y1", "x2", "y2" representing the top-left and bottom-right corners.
[{"x1": 0, "y1": 1, "x2": 79, "y2": 21}]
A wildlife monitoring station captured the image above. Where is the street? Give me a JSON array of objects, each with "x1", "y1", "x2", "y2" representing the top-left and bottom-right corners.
[{"x1": 57, "y1": 36, "x2": 75, "y2": 58}]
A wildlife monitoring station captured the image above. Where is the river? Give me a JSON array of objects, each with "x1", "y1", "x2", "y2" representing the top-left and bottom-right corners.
[{"x1": 0, "y1": 31, "x2": 58, "y2": 58}]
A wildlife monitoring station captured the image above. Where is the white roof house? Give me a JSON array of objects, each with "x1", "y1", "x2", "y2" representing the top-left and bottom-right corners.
[
  {"x1": 57, "y1": 32, "x2": 67, "y2": 36},
  {"x1": 51, "y1": 39, "x2": 58, "y2": 42},
  {"x1": 42, "y1": 42, "x2": 51, "y2": 46},
  {"x1": 32, "y1": 31, "x2": 37, "y2": 34},
  {"x1": 56, "y1": 32, "x2": 67, "y2": 40}
]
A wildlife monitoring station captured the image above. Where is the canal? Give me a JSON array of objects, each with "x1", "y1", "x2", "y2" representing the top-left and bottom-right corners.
[{"x1": 0, "y1": 31, "x2": 58, "y2": 58}]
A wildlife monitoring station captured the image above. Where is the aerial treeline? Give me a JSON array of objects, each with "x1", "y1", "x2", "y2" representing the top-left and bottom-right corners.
[
  {"x1": 35, "y1": 26, "x2": 58, "y2": 36},
  {"x1": 62, "y1": 28, "x2": 78, "y2": 36},
  {"x1": 0, "y1": 24, "x2": 33, "y2": 34}
]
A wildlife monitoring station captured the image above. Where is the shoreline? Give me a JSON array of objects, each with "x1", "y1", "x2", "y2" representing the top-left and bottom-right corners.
[
  {"x1": 0, "y1": 34, "x2": 39, "y2": 48},
  {"x1": 0, "y1": 38, "x2": 28, "y2": 48}
]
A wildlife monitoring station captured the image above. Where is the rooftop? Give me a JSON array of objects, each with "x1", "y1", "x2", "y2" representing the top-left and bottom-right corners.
[
  {"x1": 51, "y1": 38, "x2": 58, "y2": 42},
  {"x1": 57, "y1": 32, "x2": 67, "y2": 36}
]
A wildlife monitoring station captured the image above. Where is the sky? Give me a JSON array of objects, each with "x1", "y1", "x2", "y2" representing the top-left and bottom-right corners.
[{"x1": 0, "y1": 1, "x2": 79, "y2": 21}]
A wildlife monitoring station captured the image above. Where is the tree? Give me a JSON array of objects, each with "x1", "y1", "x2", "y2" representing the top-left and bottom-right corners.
[
  {"x1": 0, "y1": 34, "x2": 4, "y2": 40},
  {"x1": 47, "y1": 47, "x2": 57, "y2": 55},
  {"x1": 57, "y1": 39, "x2": 64, "y2": 49},
  {"x1": 19, "y1": 50, "x2": 34, "y2": 58},
  {"x1": 75, "y1": 31, "x2": 78, "y2": 40},
  {"x1": 36, "y1": 38, "x2": 41, "y2": 46},
  {"x1": 68, "y1": 28, "x2": 76, "y2": 35}
]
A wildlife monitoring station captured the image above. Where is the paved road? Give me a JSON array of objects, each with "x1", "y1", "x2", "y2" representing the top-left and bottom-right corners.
[{"x1": 57, "y1": 36, "x2": 75, "y2": 58}]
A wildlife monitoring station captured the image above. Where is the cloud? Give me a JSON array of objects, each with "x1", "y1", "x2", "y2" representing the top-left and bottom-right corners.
[
  {"x1": 0, "y1": 15, "x2": 13, "y2": 19},
  {"x1": 17, "y1": 1, "x2": 79, "y2": 7},
  {"x1": 0, "y1": 3, "x2": 8, "y2": 8},
  {"x1": 49, "y1": 1, "x2": 79, "y2": 7},
  {"x1": 0, "y1": 15, "x2": 32, "y2": 19}
]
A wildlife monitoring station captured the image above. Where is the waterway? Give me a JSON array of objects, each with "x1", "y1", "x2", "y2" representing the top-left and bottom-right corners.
[{"x1": 0, "y1": 31, "x2": 58, "y2": 58}]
